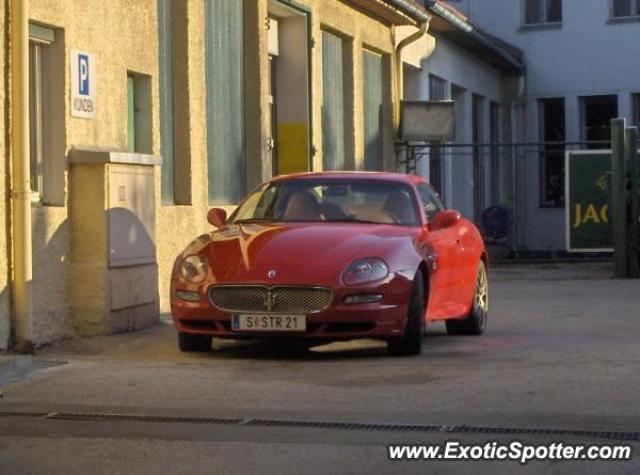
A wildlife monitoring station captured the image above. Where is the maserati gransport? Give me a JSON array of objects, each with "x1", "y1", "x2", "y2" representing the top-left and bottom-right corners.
[{"x1": 170, "y1": 172, "x2": 488, "y2": 356}]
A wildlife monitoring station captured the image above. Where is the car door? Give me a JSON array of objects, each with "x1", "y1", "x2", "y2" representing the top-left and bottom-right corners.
[{"x1": 415, "y1": 183, "x2": 461, "y2": 319}]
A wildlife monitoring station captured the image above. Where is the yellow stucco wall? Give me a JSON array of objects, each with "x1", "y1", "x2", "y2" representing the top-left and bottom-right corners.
[
  {"x1": 27, "y1": 0, "x2": 160, "y2": 344},
  {"x1": 0, "y1": 0, "x2": 10, "y2": 350}
]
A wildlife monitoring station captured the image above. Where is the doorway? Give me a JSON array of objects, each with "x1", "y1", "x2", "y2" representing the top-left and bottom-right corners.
[{"x1": 267, "y1": 2, "x2": 311, "y2": 175}]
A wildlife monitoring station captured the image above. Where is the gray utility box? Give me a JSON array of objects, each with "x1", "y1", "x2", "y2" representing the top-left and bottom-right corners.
[{"x1": 69, "y1": 149, "x2": 161, "y2": 335}]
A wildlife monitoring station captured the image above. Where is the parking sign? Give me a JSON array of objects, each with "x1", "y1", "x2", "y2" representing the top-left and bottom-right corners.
[{"x1": 71, "y1": 50, "x2": 97, "y2": 119}]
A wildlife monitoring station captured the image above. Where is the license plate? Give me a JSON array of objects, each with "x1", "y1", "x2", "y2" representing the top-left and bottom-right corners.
[{"x1": 231, "y1": 314, "x2": 306, "y2": 332}]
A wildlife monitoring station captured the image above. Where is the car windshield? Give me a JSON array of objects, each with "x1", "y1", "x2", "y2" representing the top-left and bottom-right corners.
[{"x1": 228, "y1": 178, "x2": 420, "y2": 226}]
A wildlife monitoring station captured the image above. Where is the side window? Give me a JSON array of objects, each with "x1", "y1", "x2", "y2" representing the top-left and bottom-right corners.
[{"x1": 417, "y1": 184, "x2": 444, "y2": 221}]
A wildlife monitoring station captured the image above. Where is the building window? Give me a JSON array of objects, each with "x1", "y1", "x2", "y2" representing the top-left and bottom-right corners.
[
  {"x1": 127, "y1": 73, "x2": 152, "y2": 154},
  {"x1": 580, "y1": 95, "x2": 618, "y2": 148},
  {"x1": 158, "y1": 0, "x2": 175, "y2": 203},
  {"x1": 428, "y1": 74, "x2": 447, "y2": 197},
  {"x1": 489, "y1": 102, "x2": 501, "y2": 206},
  {"x1": 205, "y1": 0, "x2": 245, "y2": 204},
  {"x1": 472, "y1": 94, "x2": 485, "y2": 220},
  {"x1": 633, "y1": 93, "x2": 640, "y2": 128},
  {"x1": 429, "y1": 74, "x2": 447, "y2": 102},
  {"x1": 524, "y1": 0, "x2": 562, "y2": 25},
  {"x1": 29, "y1": 24, "x2": 65, "y2": 205},
  {"x1": 539, "y1": 98, "x2": 565, "y2": 208},
  {"x1": 29, "y1": 36, "x2": 47, "y2": 197},
  {"x1": 363, "y1": 49, "x2": 384, "y2": 171},
  {"x1": 322, "y1": 30, "x2": 347, "y2": 171},
  {"x1": 611, "y1": 0, "x2": 640, "y2": 17}
]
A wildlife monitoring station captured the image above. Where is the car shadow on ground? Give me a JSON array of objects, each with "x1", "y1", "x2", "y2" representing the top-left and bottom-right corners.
[
  {"x1": 38, "y1": 317, "x2": 510, "y2": 364},
  {"x1": 205, "y1": 326, "x2": 480, "y2": 362},
  {"x1": 210, "y1": 338, "x2": 389, "y2": 361}
]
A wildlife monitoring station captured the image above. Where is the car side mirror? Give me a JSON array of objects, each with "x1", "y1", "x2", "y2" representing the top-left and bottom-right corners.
[
  {"x1": 429, "y1": 209, "x2": 461, "y2": 231},
  {"x1": 207, "y1": 208, "x2": 227, "y2": 228}
]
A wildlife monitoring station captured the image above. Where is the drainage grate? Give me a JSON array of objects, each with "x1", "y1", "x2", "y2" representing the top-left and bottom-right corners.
[
  {"x1": 0, "y1": 411, "x2": 638, "y2": 442},
  {"x1": 44, "y1": 412, "x2": 243, "y2": 426},
  {"x1": 0, "y1": 411, "x2": 49, "y2": 418},
  {"x1": 243, "y1": 419, "x2": 640, "y2": 442}
]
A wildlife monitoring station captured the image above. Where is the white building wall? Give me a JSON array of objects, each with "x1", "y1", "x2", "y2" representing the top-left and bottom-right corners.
[
  {"x1": 403, "y1": 32, "x2": 510, "y2": 220},
  {"x1": 445, "y1": 0, "x2": 640, "y2": 251}
]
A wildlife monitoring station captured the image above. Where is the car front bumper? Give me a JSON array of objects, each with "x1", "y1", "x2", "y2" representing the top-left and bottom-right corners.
[{"x1": 171, "y1": 280, "x2": 411, "y2": 340}]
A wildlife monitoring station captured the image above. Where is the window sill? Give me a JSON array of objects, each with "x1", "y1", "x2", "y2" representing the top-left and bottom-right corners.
[
  {"x1": 160, "y1": 202, "x2": 194, "y2": 208},
  {"x1": 518, "y1": 22, "x2": 562, "y2": 32},
  {"x1": 607, "y1": 16, "x2": 640, "y2": 24},
  {"x1": 30, "y1": 199, "x2": 65, "y2": 208}
]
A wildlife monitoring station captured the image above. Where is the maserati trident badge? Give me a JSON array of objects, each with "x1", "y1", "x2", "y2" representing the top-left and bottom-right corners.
[{"x1": 264, "y1": 289, "x2": 278, "y2": 312}]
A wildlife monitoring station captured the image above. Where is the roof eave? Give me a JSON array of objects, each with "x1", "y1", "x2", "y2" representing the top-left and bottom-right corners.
[
  {"x1": 425, "y1": 0, "x2": 525, "y2": 74},
  {"x1": 342, "y1": 0, "x2": 430, "y2": 26}
]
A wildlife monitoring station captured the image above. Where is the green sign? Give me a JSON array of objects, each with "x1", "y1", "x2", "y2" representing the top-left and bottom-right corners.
[{"x1": 566, "y1": 151, "x2": 612, "y2": 252}]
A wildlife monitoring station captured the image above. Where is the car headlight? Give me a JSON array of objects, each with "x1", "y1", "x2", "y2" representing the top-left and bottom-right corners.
[
  {"x1": 342, "y1": 258, "x2": 389, "y2": 285},
  {"x1": 179, "y1": 255, "x2": 208, "y2": 283}
]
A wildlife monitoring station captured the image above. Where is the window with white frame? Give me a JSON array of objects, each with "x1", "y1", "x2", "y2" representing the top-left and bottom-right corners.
[
  {"x1": 524, "y1": 0, "x2": 562, "y2": 25},
  {"x1": 611, "y1": 0, "x2": 640, "y2": 18},
  {"x1": 632, "y1": 93, "x2": 640, "y2": 128},
  {"x1": 29, "y1": 23, "x2": 65, "y2": 205}
]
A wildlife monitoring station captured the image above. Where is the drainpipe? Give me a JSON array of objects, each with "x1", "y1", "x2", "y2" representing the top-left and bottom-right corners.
[
  {"x1": 394, "y1": 19, "x2": 429, "y2": 131},
  {"x1": 10, "y1": 0, "x2": 34, "y2": 352}
]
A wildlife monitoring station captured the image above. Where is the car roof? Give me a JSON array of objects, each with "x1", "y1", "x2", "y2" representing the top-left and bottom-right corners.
[{"x1": 271, "y1": 171, "x2": 425, "y2": 186}]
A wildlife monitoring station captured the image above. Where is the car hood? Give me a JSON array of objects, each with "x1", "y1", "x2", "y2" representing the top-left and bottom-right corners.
[{"x1": 185, "y1": 222, "x2": 419, "y2": 285}]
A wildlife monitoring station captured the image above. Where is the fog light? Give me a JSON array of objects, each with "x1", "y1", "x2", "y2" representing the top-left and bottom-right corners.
[
  {"x1": 176, "y1": 290, "x2": 201, "y2": 302},
  {"x1": 343, "y1": 294, "x2": 384, "y2": 304}
]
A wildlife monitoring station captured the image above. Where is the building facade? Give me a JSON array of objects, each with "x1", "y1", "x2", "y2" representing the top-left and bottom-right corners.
[
  {"x1": 443, "y1": 0, "x2": 640, "y2": 251},
  {"x1": 401, "y1": 2, "x2": 524, "y2": 225},
  {"x1": 1, "y1": 0, "x2": 430, "y2": 350}
]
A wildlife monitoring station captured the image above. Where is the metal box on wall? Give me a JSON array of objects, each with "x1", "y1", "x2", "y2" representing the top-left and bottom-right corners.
[
  {"x1": 107, "y1": 163, "x2": 156, "y2": 267},
  {"x1": 69, "y1": 149, "x2": 161, "y2": 335}
]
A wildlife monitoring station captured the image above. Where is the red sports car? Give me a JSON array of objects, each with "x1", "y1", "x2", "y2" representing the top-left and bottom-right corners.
[{"x1": 170, "y1": 172, "x2": 488, "y2": 356}]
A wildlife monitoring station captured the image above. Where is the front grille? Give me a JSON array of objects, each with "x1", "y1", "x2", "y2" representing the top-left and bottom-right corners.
[
  {"x1": 209, "y1": 286, "x2": 333, "y2": 314},
  {"x1": 180, "y1": 319, "x2": 218, "y2": 331}
]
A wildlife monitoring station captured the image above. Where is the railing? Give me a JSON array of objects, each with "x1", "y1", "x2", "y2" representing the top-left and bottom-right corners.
[{"x1": 395, "y1": 140, "x2": 638, "y2": 259}]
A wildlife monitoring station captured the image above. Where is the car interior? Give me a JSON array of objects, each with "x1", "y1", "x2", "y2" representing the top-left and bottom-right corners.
[{"x1": 279, "y1": 186, "x2": 418, "y2": 225}]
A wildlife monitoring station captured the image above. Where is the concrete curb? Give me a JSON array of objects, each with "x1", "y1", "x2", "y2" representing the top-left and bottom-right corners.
[{"x1": 0, "y1": 355, "x2": 34, "y2": 388}]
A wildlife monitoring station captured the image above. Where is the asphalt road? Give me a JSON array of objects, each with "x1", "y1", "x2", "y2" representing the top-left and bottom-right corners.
[{"x1": 1, "y1": 263, "x2": 639, "y2": 474}]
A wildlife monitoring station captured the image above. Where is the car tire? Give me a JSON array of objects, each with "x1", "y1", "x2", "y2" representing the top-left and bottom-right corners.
[
  {"x1": 445, "y1": 260, "x2": 488, "y2": 336},
  {"x1": 388, "y1": 270, "x2": 425, "y2": 356},
  {"x1": 178, "y1": 332, "x2": 213, "y2": 352}
]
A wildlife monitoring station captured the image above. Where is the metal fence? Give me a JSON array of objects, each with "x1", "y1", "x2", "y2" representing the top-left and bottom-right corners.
[{"x1": 395, "y1": 140, "x2": 630, "y2": 258}]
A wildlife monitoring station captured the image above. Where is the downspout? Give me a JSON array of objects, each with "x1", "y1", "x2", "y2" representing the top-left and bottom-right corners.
[
  {"x1": 9, "y1": 0, "x2": 33, "y2": 352},
  {"x1": 394, "y1": 19, "x2": 429, "y2": 131}
]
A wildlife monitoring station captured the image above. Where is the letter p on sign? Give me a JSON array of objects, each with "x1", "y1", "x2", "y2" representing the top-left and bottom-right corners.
[{"x1": 79, "y1": 54, "x2": 89, "y2": 95}]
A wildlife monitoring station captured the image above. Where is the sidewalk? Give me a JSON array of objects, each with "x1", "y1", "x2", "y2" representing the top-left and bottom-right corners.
[{"x1": 0, "y1": 355, "x2": 33, "y2": 389}]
